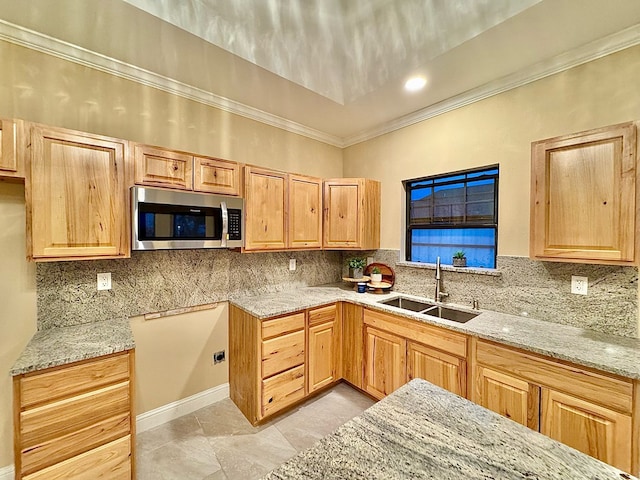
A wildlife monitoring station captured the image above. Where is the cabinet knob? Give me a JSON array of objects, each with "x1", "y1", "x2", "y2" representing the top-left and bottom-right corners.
[{"x1": 268, "y1": 397, "x2": 273, "y2": 403}]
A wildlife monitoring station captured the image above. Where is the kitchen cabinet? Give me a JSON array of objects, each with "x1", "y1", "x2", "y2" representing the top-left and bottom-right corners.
[
  {"x1": 134, "y1": 144, "x2": 241, "y2": 195},
  {"x1": 471, "y1": 338, "x2": 633, "y2": 473},
  {"x1": 0, "y1": 118, "x2": 25, "y2": 179},
  {"x1": 363, "y1": 308, "x2": 468, "y2": 400},
  {"x1": 530, "y1": 122, "x2": 638, "y2": 265},
  {"x1": 307, "y1": 304, "x2": 341, "y2": 393},
  {"x1": 27, "y1": 125, "x2": 129, "y2": 261},
  {"x1": 323, "y1": 178, "x2": 381, "y2": 250},
  {"x1": 289, "y1": 174, "x2": 322, "y2": 249},
  {"x1": 13, "y1": 350, "x2": 135, "y2": 479},
  {"x1": 341, "y1": 302, "x2": 364, "y2": 389},
  {"x1": 243, "y1": 166, "x2": 288, "y2": 251}
]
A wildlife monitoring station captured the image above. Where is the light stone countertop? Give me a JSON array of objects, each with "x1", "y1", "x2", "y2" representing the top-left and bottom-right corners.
[
  {"x1": 263, "y1": 379, "x2": 635, "y2": 480},
  {"x1": 229, "y1": 283, "x2": 640, "y2": 380},
  {"x1": 11, "y1": 318, "x2": 135, "y2": 376}
]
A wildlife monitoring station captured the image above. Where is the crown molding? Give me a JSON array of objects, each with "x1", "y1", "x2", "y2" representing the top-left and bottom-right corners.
[
  {"x1": 343, "y1": 23, "x2": 640, "y2": 147},
  {"x1": 0, "y1": 19, "x2": 344, "y2": 148}
]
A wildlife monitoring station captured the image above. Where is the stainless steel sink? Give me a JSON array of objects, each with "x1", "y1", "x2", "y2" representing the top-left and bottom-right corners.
[{"x1": 379, "y1": 297, "x2": 478, "y2": 324}]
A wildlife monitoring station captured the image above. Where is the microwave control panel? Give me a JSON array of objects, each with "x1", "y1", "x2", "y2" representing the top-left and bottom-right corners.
[{"x1": 228, "y1": 209, "x2": 242, "y2": 240}]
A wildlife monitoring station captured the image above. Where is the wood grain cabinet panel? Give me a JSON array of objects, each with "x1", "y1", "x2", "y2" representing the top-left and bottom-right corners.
[
  {"x1": 244, "y1": 166, "x2": 288, "y2": 251},
  {"x1": 262, "y1": 330, "x2": 305, "y2": 378},
  {"x1": 364, "y1": 326, "x2": 406, "y2": 400},
  {"x1": 288, "y1": 174, "x2": 322, "y2": 249},
  {"x1": 193, "y1": 156, "x2": 240, "y2": 195},
  {"x1": 134, "y1": 144, "x2": 193, "y2": 190},
  {"x1": 530, "y1": 122, "x2": 638, "y2": 264},
  {"x1": 0, "y1": 118, "x2": 23, "y2": 178},
  {"x1": 541, "y1": 389, "x2": 632, "y2": 473},
  {"x1": 341, "y1": 303, "x2": 364, "y2": 389},
  {"x1": 323, "y1": 178, "x2": 380, "y2": 250},
  {"x1": 407, "y1": 342, "x2": 466, "y2": 397},
  {"x1": 307, "y1": 304, "x2": 341, "y2": 393},
  {"x1": 28, "y1": 125, "x2": 129, "y2": 261}
]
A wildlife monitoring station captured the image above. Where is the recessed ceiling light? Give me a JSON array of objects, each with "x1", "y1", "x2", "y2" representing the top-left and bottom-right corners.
[{"x1": 404, "y1": 76, "x2": 427, "y2": 92}]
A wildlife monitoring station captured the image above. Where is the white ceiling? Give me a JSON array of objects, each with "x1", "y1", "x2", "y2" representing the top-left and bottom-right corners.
[{"x1": 1, "y1": 0, "x2": 640, "y2": 145}]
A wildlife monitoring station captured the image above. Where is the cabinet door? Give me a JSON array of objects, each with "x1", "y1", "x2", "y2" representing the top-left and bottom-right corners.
[
  {"x1": 323, "y1": 180, "x2": 360, "y2": 248},
  {"x1": 541, "y1": 388, "x2": 632, "y2": 473},
  {"x1": 244, "y1": 167, "x2": 287, "y2": 250},
  {"x1": 29, "y1": 126, "x2": 129, "y2": 260},
  {"x1": 342, "y1": 303, "x2": 364, "y2": 389},
  {"x1": 308, "y1": 321, "x2": 336, "y2": 392},
  {"x1": 476, "y1": 366, "x2": 540, "y2": 430},
  {"x1": 134, "y1": 144, "x2": 193, "y2": 190},
  {"x1": 531, "y1": 122, "x2": 637, "y2": 264},
  {"x1": 0, "y1": 118, "x2": 18, "y2": 176},
  {"x1": 364, "y1": 326, "x2": 406, "y2": 400},
  {"x1": 407, "y1": 342, "x2": 466, "y2": 397},
  {"x1": 288, "y1": 174, "x2": 322, "y2": 249},
  {"x1": 193, "y1": 156, "x2": 240, "y2": 195}
]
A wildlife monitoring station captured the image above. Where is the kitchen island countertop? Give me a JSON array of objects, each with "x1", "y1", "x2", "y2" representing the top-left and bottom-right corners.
[{"x1": 264, "y1": 378, "x2": 635, "y2": 480}]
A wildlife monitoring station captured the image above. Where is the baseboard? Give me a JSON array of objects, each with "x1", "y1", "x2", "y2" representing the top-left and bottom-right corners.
[
  {"x1": 136, "y1": 383, "x2": 230, "y2": 433},
  {"x1": 0, "y1": 464, "x2": 14, "y2": 480}
]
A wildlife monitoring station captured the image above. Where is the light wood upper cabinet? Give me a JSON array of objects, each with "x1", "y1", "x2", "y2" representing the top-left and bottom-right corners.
[
  {"x1": 244, "y1": 166, "x2": 288, "y2": 251},
  {"x1": 323, "y1": 178, "x2": 380, "y2": 250},
  {"x1": 28, "y1": 125, "x2": 129, "y2": 261},
  {"x1": 530, "y1": 122, "x2": 638, "y2": 265},
  {"x1": 289, "y1": 174, "x2": 322, "y2": 249},
  {"x1": 193, "y1": 156, "x2": 241, "y2": 196},
  {"x1": 541, "y1": 388, "x2": 632, "y2": 474},
  {"x1": 0, "y1": 118, "x2": 24, "y2": 179},
  {"x1": 134, "y1": 144, "x2": 193, "y2": 190}
]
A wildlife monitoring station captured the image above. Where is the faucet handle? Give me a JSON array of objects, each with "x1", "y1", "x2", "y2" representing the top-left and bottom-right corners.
[{"x1": 472, "y1": 299, "x2": 479, "y2": 310}]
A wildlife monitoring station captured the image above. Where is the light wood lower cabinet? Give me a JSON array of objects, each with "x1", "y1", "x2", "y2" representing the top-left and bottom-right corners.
[
  {"x1": 364, "y1": 326, "x2": 406, "y2": 400},
  {"x1": 307, "y1": 304, "x2": 341, "y2": 393},
  {"x1": 341, "y1": 303, "x2": 364, "y2": 389},
  {"x1": 13, "y1": 350, "x2": 135, "y2": 479},
  {"x1": 407, "y1": 341, "x2": 467, "y2": 398}
]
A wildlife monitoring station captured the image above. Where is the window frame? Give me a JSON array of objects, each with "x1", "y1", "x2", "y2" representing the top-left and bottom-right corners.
[{"x1": 403, "y1": 165, "x2": 499, "y2": 267}]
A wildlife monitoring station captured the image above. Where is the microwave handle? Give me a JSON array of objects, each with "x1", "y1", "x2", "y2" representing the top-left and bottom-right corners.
[{"x1": 220, "y1": 201, "x2": 228, "y2": 248}]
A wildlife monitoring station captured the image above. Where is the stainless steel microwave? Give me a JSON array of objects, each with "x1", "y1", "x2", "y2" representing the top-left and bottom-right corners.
[{"x1": 131, "y1": 186, "x2": 243, "y2": 250}]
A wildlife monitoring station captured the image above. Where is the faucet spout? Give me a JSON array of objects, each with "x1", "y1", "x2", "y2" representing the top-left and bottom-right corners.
[{"x1": 435, "y1": 256, "x2": 449, "y2": 302}]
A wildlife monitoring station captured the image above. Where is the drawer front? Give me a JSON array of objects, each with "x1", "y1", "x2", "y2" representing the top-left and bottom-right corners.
[
  {"x1": 20, "y1": 353, "x2": 130, "y2": 408},
  {"x1": 21, "y1": 413, "x2": 130, "y2": 476},
  {"x1": 364, "y1": 308, "x2": 467, "y2": 358},
  {"x1": 21, "y1": 382, "x2": 130, "y2": 448},
  {"x1": 262, "y1": 313, "x2": 305, "y2": 339},
  {"x1": 262, "y1": 365, "x2": 305, "y2": 417},
  {"x1": 308, "y1": 304, "x2": 336, "y2": 327},
  {"x1": 475, "y1": 340, "x2": 633, "y2": 414},
  {"x1": 23, "y1": 435, "x2": 131, "y2": 480},
  {"x1": 262, "y1": 330, "x2": 305, "y2": 378}
]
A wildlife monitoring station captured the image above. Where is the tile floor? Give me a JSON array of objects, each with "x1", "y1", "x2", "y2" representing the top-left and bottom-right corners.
[{"x1": 136, "y1": 382, "x2": 376, "y2": 480}]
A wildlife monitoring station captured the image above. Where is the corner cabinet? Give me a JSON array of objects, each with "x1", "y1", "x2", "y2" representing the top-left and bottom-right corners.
[
  {"x1": 323, "y1": 178, "x2": 380, "y2": 250},
  {"x1": 13, "y1": 351, "x2": 135, "y2": 479},
  {"x1": 27, "y1": 125, "x2": 130, "y2": 261},
  {"x1": 530, "y1": 122, "x2": 638, "y2": 265}
]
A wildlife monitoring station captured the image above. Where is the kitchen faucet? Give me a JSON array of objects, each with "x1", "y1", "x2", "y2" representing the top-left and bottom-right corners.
[{"x1": 435, "y1": 256, "x2": 449, "y2": 302}]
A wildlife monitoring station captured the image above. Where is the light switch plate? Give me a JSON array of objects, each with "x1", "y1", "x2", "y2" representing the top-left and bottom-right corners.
[
  {"x1": 571, "y1": 275, "x2": 588, "y2": 295},
  {"x1": 289, "y1": 259, "x2": 296, "y2": 271},
  {"x1": 97, "y1": 272, "x2": 111, "y2": 291}
]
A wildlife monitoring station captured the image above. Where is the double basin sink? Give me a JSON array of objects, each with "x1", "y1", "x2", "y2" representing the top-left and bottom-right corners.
[{"x1": 379, "y1": 297, "x2": 478, "y2": 323}]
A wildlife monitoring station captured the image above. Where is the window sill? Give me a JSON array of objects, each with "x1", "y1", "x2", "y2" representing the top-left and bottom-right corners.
[{"x1": 395, "y1": 260, "x2": 502, "y2": 277}]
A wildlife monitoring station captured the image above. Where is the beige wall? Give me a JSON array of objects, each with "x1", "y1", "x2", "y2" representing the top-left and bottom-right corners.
[
  {"x1": 344, "y1": 45, "x2": 640, "y2": 253},
  {"x1": 0, "y1": 40, "x2": 342, "y2": 469},
  {"x1": 0, "y1": 182, "x2": 37, "y2": 468}
]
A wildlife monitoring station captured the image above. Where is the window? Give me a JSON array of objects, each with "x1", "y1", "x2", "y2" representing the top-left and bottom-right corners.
[{"x1": 404, "y1": 165, "x2": 498, "y2": 268}]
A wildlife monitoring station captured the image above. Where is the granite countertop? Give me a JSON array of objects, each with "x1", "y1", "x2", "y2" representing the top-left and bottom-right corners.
[
  {"x1": 229, "y1": 284, "x2": 640, "y2": 380},
  {"x1": 264, "y1": 379, "x2": 635, "y2": 480},
  {"x1": 11, "y1": 318, "x2": 135, "y2": 376}
]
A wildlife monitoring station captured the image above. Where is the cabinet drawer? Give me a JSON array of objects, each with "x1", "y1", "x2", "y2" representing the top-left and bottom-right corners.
[
  {"x1": 23, "y1": 435, "x2": 131, "y2": 480},
  {"x1": 262, "y1": 313, "x2": 305, "y2": 339},
  {"x1": 262, "y1": 330, "x2": 305, "y2": 378},
  {"x1": 475, "y1": 340, "x2": 633, "y2": 414},
  {"x1": 308, "y1": 304, "x2": 336, "y2": 327},
  {"x1": 364, "y1": 308, "x2": 467, "y2": 358},
  {"x1": 20, "y1": 353, "x2": 130, "y2": 408},
  {"x1": 21, "y1": 382, "x2": 130, "y2": 448},
  {"x1": 21, "y1": 413, "x2": 130, "y2": 476},
  {"x1": 262, "y1": 365, "x2": 305, "y2": 416}
]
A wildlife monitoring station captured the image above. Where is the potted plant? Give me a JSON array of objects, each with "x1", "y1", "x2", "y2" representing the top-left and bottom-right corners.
[
  {"x1": 348, "y1": 257, "x2": 366, "y2": 279},
  {"x1": 452, "y1": 251, "x2": 467, "y2": 267},
  {"x1": 370, "y1": 266, "x2": 383, "y2": 283}
]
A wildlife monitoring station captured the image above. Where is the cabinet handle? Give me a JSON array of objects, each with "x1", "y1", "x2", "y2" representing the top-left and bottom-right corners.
[{"x1": 268, "y1": 397, "x2": 273, "y2": 403}]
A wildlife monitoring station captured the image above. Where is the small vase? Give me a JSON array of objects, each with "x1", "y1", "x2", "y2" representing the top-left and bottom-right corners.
[
  {"x1": 453, "y1": 257, "x2": 467, "y2": 267},
  {"x1": 349, "y1": 267, "x2": 363, "y2": 279},
  {"x1": 371, "y1": 273, "x2": 383, "y2": 283}
]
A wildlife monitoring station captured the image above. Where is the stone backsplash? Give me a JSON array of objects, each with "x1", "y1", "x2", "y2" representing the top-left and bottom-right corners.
[
  {"x1": 354, "y1": 250, "x2": 638, "y2": 338},
  {"x1": 37, "y1": 249, "x2": 342, "y2": 330}
]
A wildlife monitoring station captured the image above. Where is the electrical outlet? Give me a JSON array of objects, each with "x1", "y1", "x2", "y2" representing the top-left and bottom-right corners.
[
  {"x1": 213, "y1": 350, "x2": 226, "y2": 364},
  {"x1": 97, "y1": 272, "x2": 111, "y2": 291},
  {"x1": 289, "y1": 258, "x2": 296, "y2": 271},
  {"x1": 571, "y1": 275, "x2": 588, "y2": 295}
]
